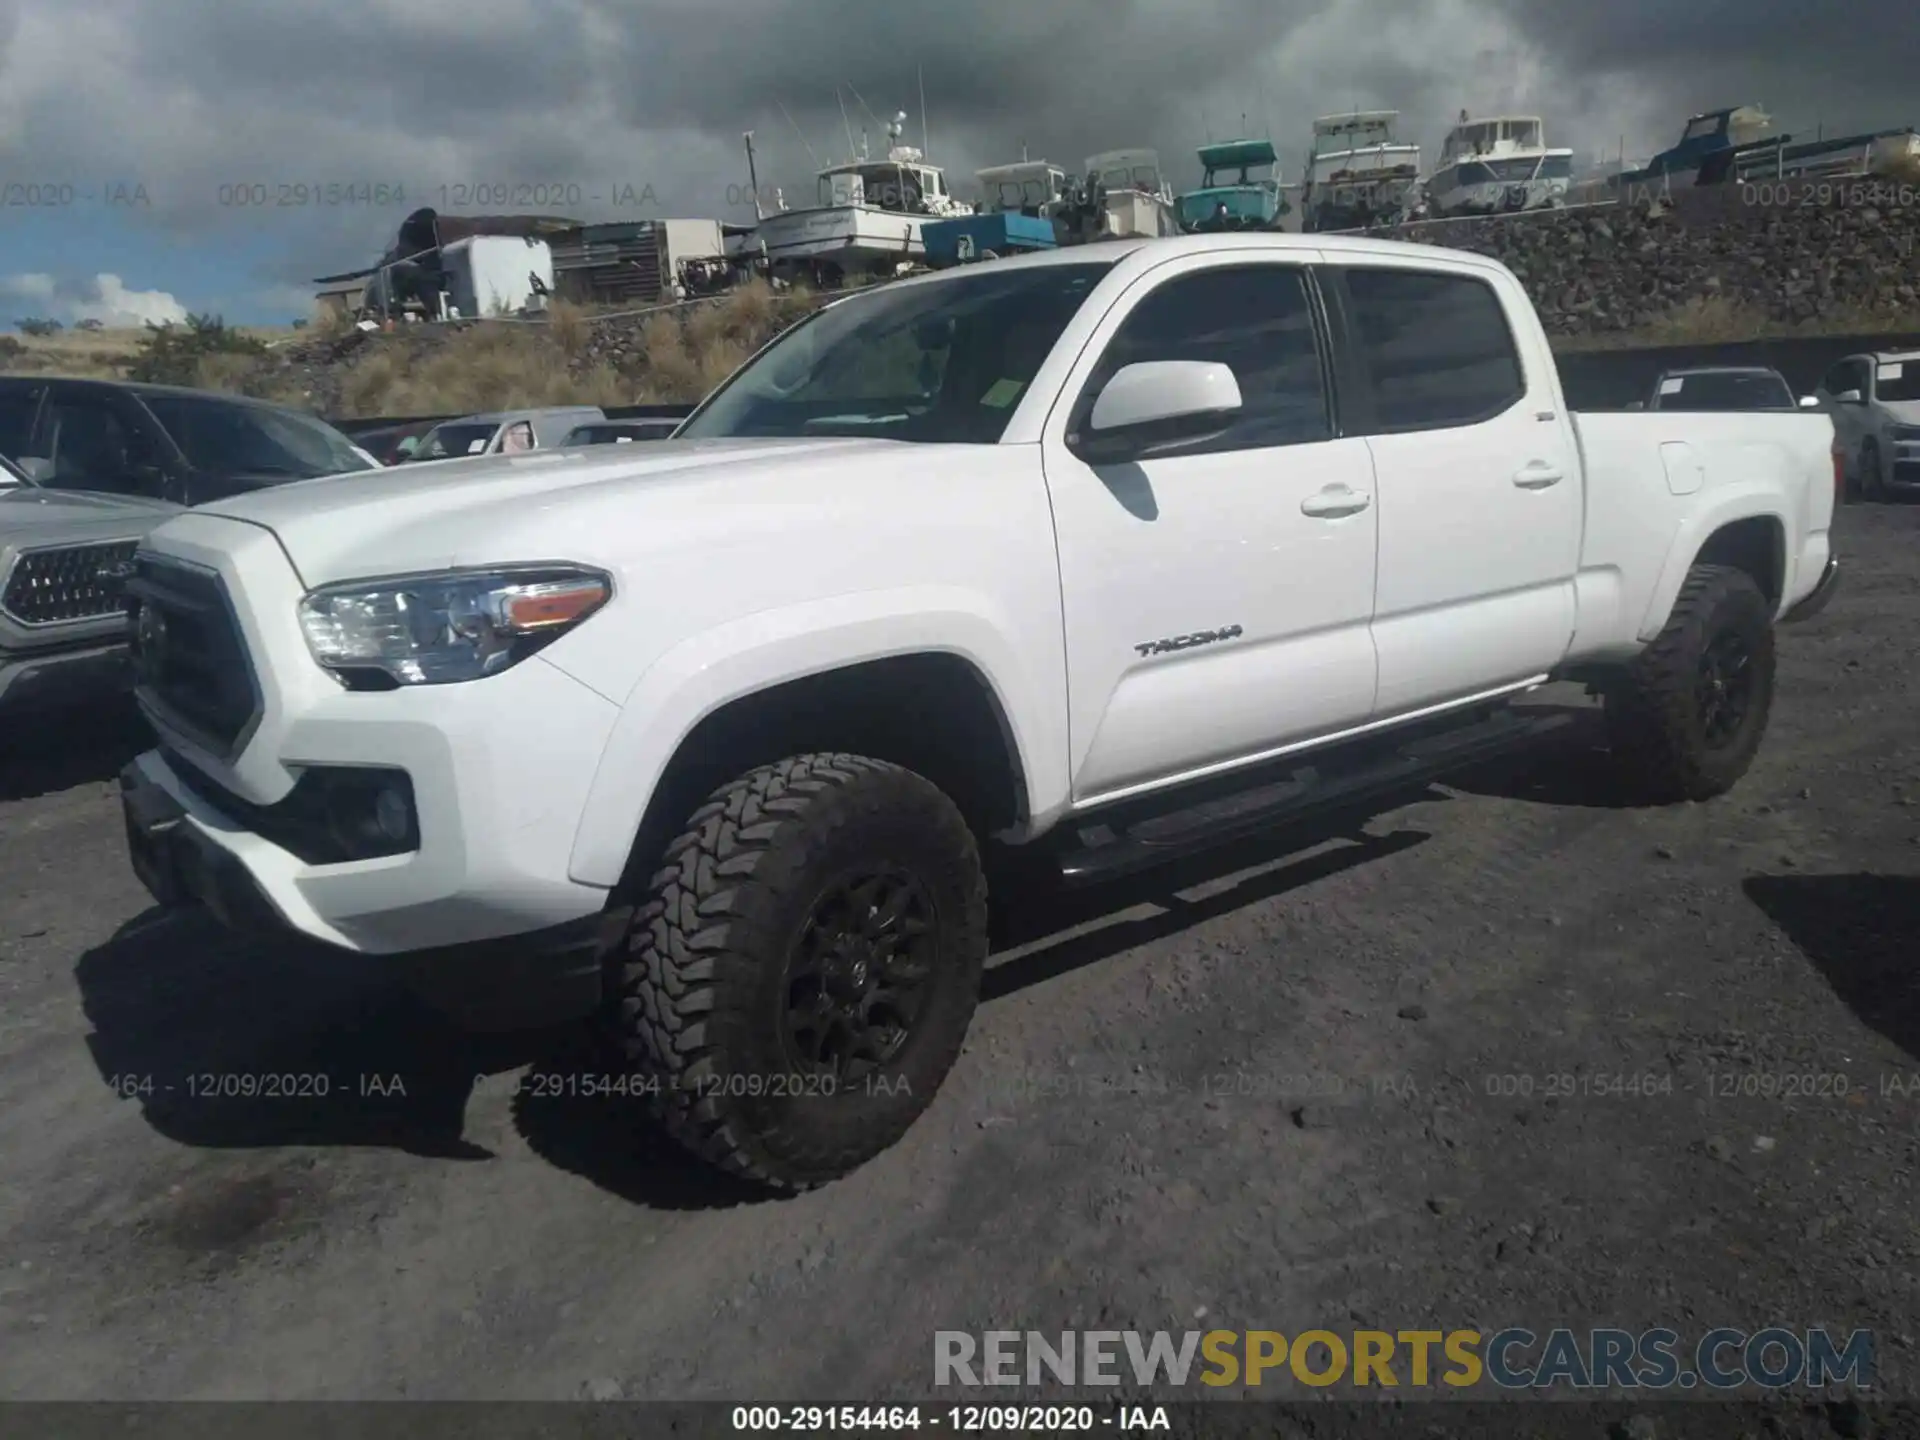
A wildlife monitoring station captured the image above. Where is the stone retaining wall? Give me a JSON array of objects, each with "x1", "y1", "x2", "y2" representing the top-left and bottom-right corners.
[{"x1": 1377, "y1": 184, "x2": 1920, "y2": 337}]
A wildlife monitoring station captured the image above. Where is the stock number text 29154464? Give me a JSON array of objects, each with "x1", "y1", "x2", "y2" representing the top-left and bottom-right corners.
[{"x1": 729, "y1": 1405, "x2": 1147, "y2": 1432}]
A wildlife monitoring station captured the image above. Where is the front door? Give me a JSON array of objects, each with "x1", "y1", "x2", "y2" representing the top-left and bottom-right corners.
[
  {"x1": 1329, "y1": 262, "x2": 1582, "y2": 716},
  {"x1": 1040, "y1": 251, "x2": 1381, "y2": 804}
]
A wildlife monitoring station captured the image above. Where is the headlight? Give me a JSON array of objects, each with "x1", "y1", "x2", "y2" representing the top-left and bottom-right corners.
[{"x1": 298, "y1": 565, "x2": 611, "y2": 686}]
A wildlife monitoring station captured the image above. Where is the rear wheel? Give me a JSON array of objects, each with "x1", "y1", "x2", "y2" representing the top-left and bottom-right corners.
[
  {"x1": 605, "y1": 754, "x2": 988, "y2": 1190},
  {"x1": 1603, "y1": 564, "x2": 1775, "y2": 804}
]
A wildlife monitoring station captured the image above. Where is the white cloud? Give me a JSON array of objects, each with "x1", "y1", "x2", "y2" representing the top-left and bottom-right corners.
[
  {"x1": 67, "y1": 274, "x2": 189, "y2": 327},
  {"x1": 3, "y1": 273, "x2": 187, "y2": 328}
]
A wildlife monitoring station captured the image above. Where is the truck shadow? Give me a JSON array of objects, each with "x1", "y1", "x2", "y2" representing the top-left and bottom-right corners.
[
  {"x1": 75, "y1": 803, "x2": 1443, "y2": 1212},
  {"x1": 511, "y1": 812, "x2": 1438, "y2": 1207},
  {"x1": 1744, "y1": 872, "x2": 1920, "y2": 1065},
  {"x1": 1439, "y1": 704, "x2": 1642, "y2": 810},
  {"x1": 0, "y1": 702, "x2": 148, "y2": 803},
  {"x1": 75, "y1": 910, "x2": 536, "y2": 1159}
]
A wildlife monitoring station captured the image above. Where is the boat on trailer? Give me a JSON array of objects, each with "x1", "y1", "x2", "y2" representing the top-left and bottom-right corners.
[
  {"x1": 750, "y1": 111, "x2": 972, "y2": 286},
  {"x1": 1424, "y1": 112, "x2": 1572, "y2": 217},
  {"x1": 1175, "y1": 138, "x2": 1289, "y2": 232},
  {"x1": 1299, "y1": 111, "x2": 1423, "y2": 231},
  {"x1": 923, "y1": 159, "x2": 1063, "y2": 266},
  {"x1": 1081, "y1": 149, "x2": 1180, "y2": 238}
]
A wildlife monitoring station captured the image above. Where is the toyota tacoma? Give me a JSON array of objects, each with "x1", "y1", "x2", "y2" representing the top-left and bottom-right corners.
[{"x1": 117, "y1": 234, "x2": 1840, "y2": 1189}]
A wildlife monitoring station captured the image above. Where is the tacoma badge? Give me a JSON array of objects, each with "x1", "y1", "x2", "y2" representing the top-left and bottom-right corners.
[{"x1": 1134, "y1": 624, "x2": 1244, "y2": 658}]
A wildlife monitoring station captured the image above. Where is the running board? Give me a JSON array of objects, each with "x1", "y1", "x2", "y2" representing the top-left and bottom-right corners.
[{"x1": 1056, "y1": 708, "x2": 1574, "y2": 886}]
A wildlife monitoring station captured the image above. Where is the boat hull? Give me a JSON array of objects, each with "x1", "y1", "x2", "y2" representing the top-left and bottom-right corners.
[
  {"x1": 752, "y1": 206, "x2": 926, "y2": 274},
  {"x1": 1427, "y1": 170, "x2": 1570, "y2": 217}
]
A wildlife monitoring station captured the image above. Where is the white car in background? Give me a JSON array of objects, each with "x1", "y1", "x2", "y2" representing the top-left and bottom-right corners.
[{"x1": 1816, "y1": 350, "x2": 1920, "y2": 499}]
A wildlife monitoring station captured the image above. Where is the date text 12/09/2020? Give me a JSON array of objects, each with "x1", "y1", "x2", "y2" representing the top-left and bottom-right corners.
[
  {"x1": 730, "y1": 1406, "x2": 1171, "y2": 1432},
  {"x1": 211, "y1": 182, "x2": 659, "y2": 209}
]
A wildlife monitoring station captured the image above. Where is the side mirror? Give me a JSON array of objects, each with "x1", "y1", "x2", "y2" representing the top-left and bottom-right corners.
[
  {"x1": 1798, "y1": 394, "x2": 1819, "y2": 409},
  {"x1": 1834, "y1": 389, "x2": 1864, "y2": 405},
  {"x1": 13, "y1": 456, "x2": 55, "y2": 483},
  {"x1": 1074, "y1": 360, "x2": 1242, "y2": 463}
]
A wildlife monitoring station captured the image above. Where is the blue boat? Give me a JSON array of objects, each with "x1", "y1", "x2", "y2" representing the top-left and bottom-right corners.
[
  {"x1": 1613, "y1": 105, "x2": 1777, "y2": 189},
  {"x1": 923, "y1": 160, "x2": 1064, "y2": 265},
  {"x1": 1175, "y1": 139, "x2": 1290, "y2": 232},
  {"x1": 921, "y1": 211, "x2": 1058, "y2": 266}
]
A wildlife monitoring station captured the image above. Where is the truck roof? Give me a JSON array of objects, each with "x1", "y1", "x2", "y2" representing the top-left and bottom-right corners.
[
  {"x1": 1657, "y1": 365, "x2": 1785, "y2": 378},
  {"x1": 449, "y1": 405, "x2": 605, "y2": 424},
  {"x1": 886, "y1": 230, "x2": 1508, "y2": 282}
]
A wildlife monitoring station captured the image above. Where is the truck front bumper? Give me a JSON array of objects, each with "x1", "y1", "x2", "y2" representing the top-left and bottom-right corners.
[
  {"x1": 122, "y1": 753, "x2": 627, "y2": 1025},
  {"x1": 0, "y1": 640, "x2": 130, "y2": 714},
  {"x1": 1781, "y1": 556, "x2": 1840, "y2": 624}
]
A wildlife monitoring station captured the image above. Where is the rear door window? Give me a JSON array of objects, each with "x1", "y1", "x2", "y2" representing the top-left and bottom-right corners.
[{"x1": 1338, "y1": 267, "x2": 1526, "y2": 431}]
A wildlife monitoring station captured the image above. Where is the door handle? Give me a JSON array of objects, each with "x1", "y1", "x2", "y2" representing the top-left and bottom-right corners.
[
  {"x1": 1301, "y1": 486, "x2": 1372, "y2": 518},
  {"x1": 1512, "y1": 462, "x2": 1564, "y2": 489}
]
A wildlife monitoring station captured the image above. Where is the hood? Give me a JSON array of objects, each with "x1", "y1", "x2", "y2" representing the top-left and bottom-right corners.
[
  {"x1": 1, "y1": 485, "x2": 180, "y2": 537},
  {"x1": 197, "y1": 436, "x2": 890, "y2": 585}
]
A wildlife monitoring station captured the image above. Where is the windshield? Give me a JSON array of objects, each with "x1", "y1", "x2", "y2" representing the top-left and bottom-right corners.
[
  {"x1": 412, "y1": 421, "x2": 501, "y2": 459},
  {"x1": 1658, "y1": 372, "x2": 1795, "y2": 410},
  {"x1": 144, "y1": 396, "x2": 372, "y2": 479},
  {"x1": 676, "y1": 262, "x2": 1115, "y2": 444},
  {"x1": 1875, "y1": 362, "x2": 1920, "y2": 403}
]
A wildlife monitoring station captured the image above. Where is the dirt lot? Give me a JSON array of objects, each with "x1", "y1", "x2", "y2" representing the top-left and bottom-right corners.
[{"x1": 0, "y1": 502, "x2": 1915, "y2": 1413}]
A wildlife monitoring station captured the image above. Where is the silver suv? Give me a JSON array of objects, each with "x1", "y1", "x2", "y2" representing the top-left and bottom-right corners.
[{"x1": 1816, "y1": 350, "x2": 1920, "y2": 500}]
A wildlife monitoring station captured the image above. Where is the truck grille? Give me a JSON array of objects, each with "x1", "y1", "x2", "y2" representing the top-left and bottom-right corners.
[
  {"x1": 0, "y1": 540, "x2": 141, "y2": 626},
  {"x1": 126, "y1": 554, "x2": 261, "y2": 757}
]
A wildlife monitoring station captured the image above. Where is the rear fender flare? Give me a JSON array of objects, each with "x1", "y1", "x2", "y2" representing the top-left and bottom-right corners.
[{"x1": 1637, "y1": 489, "x2": 1788, "y2": 641}]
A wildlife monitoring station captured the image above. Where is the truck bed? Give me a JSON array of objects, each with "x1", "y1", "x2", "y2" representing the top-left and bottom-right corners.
[{"x1": 1566, "y1": 409, "x2": 1836, "y2": 659}]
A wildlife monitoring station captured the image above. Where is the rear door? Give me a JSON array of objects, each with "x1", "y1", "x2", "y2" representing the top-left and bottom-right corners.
[
  {"x1": 1327, "y1": 260, "x2": 1582, "y2": 716},
  {"x1": 1042, "y1": 250, "x2": 1381, "y2": 802}
]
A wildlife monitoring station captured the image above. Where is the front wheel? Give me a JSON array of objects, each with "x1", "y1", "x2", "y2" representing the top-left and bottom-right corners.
[
  {"x1": 605, "y1": 754, "x2": 988, "y2": 1190},
  {"x1": 1603, "y1": 564, "x2": 1776, "y2": 804}
]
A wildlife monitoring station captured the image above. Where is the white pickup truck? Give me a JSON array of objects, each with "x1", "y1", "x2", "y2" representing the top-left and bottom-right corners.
[{"x1": 119, "y1": 233, "x2": 1839, "y2": 1190}]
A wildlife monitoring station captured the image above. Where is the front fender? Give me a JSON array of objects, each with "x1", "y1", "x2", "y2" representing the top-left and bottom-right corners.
[
  {"x1": 1636, "y1": 485, "x2": 1789, "y2": 642},
  {"x1": 565, "y1": 587, "x2": 1068, "y2": 887}
]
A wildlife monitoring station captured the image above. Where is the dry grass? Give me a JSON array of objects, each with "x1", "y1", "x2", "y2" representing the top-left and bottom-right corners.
[
  {"x1": 283, "y1": 280, "x2": 820, "y2": 417},
  {"x1": 0, "y1": 323, "x2": 299, "y2": 380},
  {"x1": 1556, "y1": 294, "x2": 1920, "y2": 352}
]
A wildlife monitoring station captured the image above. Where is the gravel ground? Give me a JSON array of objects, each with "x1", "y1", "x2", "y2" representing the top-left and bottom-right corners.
[{"x1": 0, "y1": 500, "x2": 1916, "y2": 1414}]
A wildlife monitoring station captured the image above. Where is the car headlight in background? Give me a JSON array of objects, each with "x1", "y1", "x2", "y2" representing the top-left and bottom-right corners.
[{"x1": 298, "y1": 565, "x2": 612, "y2": 687}]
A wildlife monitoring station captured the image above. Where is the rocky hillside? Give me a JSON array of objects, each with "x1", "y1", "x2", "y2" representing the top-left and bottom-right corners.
[
  {"x1": 1389, "y1": 184, "x2": 1920, "y2": 343},
  {"x1": 201, "y1": 186, "x2": 1920, "y2": 415}
]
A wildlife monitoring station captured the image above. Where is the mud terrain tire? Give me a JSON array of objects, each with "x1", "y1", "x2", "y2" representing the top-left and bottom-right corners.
[
  {"x1": 1604, "y1": 563, "x2": 1776, "y2": 804},
  {"x1": 606, "y1": 754, "x2": 988, "y2": 1190}
]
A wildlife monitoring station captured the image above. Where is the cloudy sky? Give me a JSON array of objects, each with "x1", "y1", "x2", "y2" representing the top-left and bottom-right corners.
[{"x1": 1, "y1": 0, "x2": 1914, "y2": 328}]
